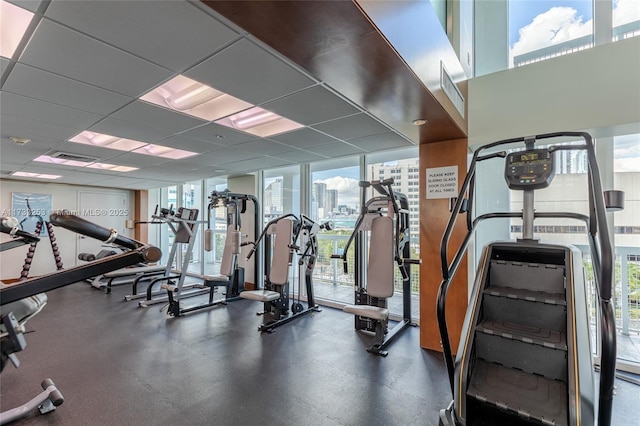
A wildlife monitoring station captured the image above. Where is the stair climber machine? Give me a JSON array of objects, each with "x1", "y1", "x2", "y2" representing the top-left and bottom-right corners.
[
  {"x1": 0, "y1": 212, "x2": 161, "y2": 424},
  {"x1": 240, "y1": 213, "x2": 333, "y2": 333},
  {"x1": 437, "y1": 132, "x2": 616, "y2": 426},
  {"x1": 333, "y1": 178, "x2": 421, "y2": 356}
]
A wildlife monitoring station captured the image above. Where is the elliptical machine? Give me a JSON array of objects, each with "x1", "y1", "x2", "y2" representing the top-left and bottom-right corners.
[{"x1": 438, "y1": 132, "x2": 616, "y2": 426}]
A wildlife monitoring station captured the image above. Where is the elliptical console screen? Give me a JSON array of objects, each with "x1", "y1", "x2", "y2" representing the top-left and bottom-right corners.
[{"x1": 504, "y1": 149, "x2": 555, "y2": 190}]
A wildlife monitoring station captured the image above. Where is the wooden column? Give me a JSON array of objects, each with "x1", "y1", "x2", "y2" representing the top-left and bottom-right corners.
[
  {"x1": 419, "y1": 138, "x2": 469, "y2": 353},
  {"x1": 134, "y1": 190, "x2": 148, "y2": 243}
]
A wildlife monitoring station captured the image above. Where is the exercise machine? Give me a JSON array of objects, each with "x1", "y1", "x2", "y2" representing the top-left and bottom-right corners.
[
  {"x1": 240, "y1": 214, "x2": 331, "y2": 332},
  {"x1": 0, "y1": 212, "x2": 160, "y2": 424},
  {"x1": 136, "y1": 206, "x2": 212, "y2": 308},
  {"x1": 333, "y1": 178, "x2": 420, "y2": 356},
  {"x1": 437, "y1": 132, "x2": 615, "y2": 426}
]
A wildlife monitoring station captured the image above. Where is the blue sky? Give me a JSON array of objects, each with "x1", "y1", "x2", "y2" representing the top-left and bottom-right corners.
[{"x1": 509, "y1": 0, "x2": 593, "y2": 45}]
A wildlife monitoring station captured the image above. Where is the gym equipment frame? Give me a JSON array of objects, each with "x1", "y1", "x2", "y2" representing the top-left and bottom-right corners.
[
  {"x1": 240, "y1": 213, "x2": 331, "y2": 333},
  {"x1": 334, "y1": 178, "x2": 420, "y2": 356},
  {"x1": 437, "y1": 132, "x2": 615, "y2": 426}
]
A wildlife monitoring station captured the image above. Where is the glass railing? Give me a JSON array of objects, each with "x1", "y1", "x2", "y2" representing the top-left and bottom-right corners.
[{"x1": 580, "y1": 244, "x2": 640, "y2": 366}]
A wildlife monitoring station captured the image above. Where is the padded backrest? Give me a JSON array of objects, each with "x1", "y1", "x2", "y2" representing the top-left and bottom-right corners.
[
  {"x1": 219, "y1": 225, "x2": 239, "y2": 277},
  {"x1": 366, "y1": 216, "x2": 394, "y2": 299},
  {"x1": 269, "y1": 219, "x2": 293, "y2": 286}
]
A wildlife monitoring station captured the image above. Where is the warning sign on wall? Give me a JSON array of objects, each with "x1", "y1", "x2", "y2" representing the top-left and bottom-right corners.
[{"x1": 426, "y1": 166, "x2": 458, "y2": 199}]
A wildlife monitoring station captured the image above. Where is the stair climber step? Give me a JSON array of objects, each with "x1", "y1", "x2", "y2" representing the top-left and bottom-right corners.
[
  {"x1": 477, "y1": 319, "x2": 567, "y2": 351},
  {"x1": 474, "y1": 331, "x2": 567, "y2": 381},
  {"x1": 484, "y1": 286, "x2": 566, "y2": 306},
  {"x1": 468, "y1": 360, "x2": 568, "y2": 426},
  {"x1": 482, "y1": 294, "x2": 567, "y2": 332},
  {"x1": 489, "y1": 259, "x2": 565, "y2": 294}
]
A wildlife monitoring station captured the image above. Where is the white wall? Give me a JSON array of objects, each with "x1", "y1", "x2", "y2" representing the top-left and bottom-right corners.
[
  {"x1": 0, "y1": 179, "x2": 134, "y2": 279},
  {"x1": 469, "y1": 36, "x2": 640, "y2": 145}
]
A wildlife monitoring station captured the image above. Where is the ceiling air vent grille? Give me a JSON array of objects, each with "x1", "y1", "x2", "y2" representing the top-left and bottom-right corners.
[{"x1": 50, "y1": 152, "x2": 99, "y2": 163}]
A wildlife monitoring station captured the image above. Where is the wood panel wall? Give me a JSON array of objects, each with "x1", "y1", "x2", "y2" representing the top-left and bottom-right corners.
[
  {"x1": 419, "y1": 138, "x2": 469, "y2": 353},
  {"x1": 134, "y1": 190, "x2": 148, "y2": 243}
]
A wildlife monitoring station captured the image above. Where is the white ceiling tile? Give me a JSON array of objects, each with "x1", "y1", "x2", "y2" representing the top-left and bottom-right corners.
[
  {"x1": 186, "y1": 38, "x2": 315, "y2": 105},
  {"x1": 158, "y1": 135, "x2": 225, "y2": 153},
  {"x1": 185, "y1": 148, "x2": 260, "y2": 166},
  {"x1": 45, "y1": 1, "x2": 239, "y2": 72},
  {"x1": 306, "y1": 141, "x2": 365, "y2": 157},
  {"x1": 84, "y1": 175, "x2": 152, "y2": 188},
  {"x1": 346, "y1": 132, "x2": 415, "y2": 152},
  {"x1": 232, "y1": 139, "x2": 292, "y2": 156},
  {"x1": 271, "y1": 150, "x2": 327, "y2": 162},
  {"x1": 105, "y1": 152, "x2": 173, "y2": 168},
  {"x1": 263, "y1": 85, "x2": 361, "y2": 125},
  {"x1": 1, "y1": 92, "x2": 102, "y2": 130},
  {"x1": 221, "y1": 156, "x2": 292, "y2": 172},
  {"x1": 19, "y1": 19, "x2": 173, "y2": 97},
  {"x1": 89, "y1": 117, "x2": 168, "y2": 144},
  {"x1": 111, "y1": 101, "x2": 207, "y2": 139},
  {"x1": 181, "y1": 122, "x2": 256, "y2": 147},
  {"x1": 1, "y1": 114, "x2": 79, "y2": 146},
  {"x1": 8, "y1": 1, "x2": 41, "y2": 13},
  {"x1": 3, "y1": 64, "x2": 133, "y2": 115},
  {"x1": 312, "y1": 113, "x2": 391, "y2": 141},
  {"x1": 1, "y1": 57, "x2": 9, "y2": 74},
  {"x1": 267, "y1": 127, "x2": 339, "y2": 149}
]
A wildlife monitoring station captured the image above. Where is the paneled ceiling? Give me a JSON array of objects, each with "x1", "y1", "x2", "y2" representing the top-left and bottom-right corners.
[{"x1": 1, "y1": 0, "x2": 465, "y2": 190}]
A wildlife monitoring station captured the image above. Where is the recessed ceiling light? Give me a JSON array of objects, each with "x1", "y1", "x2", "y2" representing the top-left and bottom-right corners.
[
  {"x1": 12, "y1": 171, "x2": 62, "y2": 180},
  {"x1": 0, "y1": 1, "x2": 34, "y2": 59},
  {"x1": 86, "y1": 163, "x2": 138, "y2": 172},
  {"x1": 412, "y1": 119, "x2": 428, "y2": 126},
  {"x1": 69, "y1": 131, "x2": 147, "y2": 151},
  {"x1": 215, "y1": 106, "x2": 304, "y2": 137},
  {"x1": 131, "y1": 144, "x2": 197, "y2": 159},
  {"x1": 140, "y1": 75, "x2": 253, "y2": 121},
  {"x1": 33, "y1": 155, "x2": 137, "y2": 172}
]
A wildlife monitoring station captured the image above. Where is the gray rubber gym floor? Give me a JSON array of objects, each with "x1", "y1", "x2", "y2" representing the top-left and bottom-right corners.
[{"x1": 1, "y1": 282, "x2": 638, "y2": 425}]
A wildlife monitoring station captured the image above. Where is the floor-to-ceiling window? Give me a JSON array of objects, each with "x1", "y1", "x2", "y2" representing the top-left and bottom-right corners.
[
  {"x1": 613, "y1": 133, "x2": 640, "y2": 370},
  {"x1": 475, "y1": 0, "x2": 638, "y2": 77},
  {"x1": 181, "y1": 181, "x2": 203, "y2": 274},
  {"x1": 263, "y1": 165, "x2": 301, "y2": 285},
  {"x1": 309, "y1": 157, "x2": 361, "y2": 306}
]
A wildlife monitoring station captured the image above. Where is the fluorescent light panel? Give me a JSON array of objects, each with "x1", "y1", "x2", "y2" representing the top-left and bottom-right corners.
[
  {"x1": 33, "y1": 155, "x2": 138, "y2": 172},
  {"x1": 69, "y1": 131, "x2": 147, "y2": 151},
  {"x1": 12, "y1": 171, "x2": 61, "y2": 179},
  {"x1": 132, "y1": 144, "x2": 197, "y2": 159},
  {"x1": 140, "y1": 75, "x2": 253, "y2": 121},
  {"x1": 0, "y1": 1, "x2": 34, "y2": 59},
  {"x1": 86, "y1": 163, "x2": 138, "y2": 172},
  {"x1": 215, "y1": 106, "x2": 304, "y2": 137},
  {"x1": 69, "y1": 131, "x2": 197, "y2": 159}
]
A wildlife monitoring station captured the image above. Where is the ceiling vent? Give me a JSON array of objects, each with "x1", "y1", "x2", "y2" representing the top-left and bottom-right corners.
[{"x1": 50, "y1": 151, "x2": 99, "y2": 163}]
